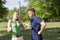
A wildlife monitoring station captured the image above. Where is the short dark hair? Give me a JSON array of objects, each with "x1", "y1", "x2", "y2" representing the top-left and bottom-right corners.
[{"x1": 28, "y1": 8, "x2": 35, "y2": 13}]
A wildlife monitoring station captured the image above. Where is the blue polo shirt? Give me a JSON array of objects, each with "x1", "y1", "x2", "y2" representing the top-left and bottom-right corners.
[{"x1": 30, "y1": 16, "x2": 43, "y2": 40}]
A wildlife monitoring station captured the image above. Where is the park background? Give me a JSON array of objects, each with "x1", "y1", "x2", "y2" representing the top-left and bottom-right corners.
[{"x1": 0, "y1": 0, "x2": 60, "y2": 40}]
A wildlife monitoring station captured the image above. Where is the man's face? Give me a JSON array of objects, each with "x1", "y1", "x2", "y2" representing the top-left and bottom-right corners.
[{"x1": 28, "y1": 11, "x2": 34, "y2": 19}]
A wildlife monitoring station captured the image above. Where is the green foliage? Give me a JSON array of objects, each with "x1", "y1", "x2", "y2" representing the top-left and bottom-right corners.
[
  {"x1": 27, "y1": 0, "x2": 60, "y2": 20},
  {"x1": 6, "y1": 6, "x2": 29, "y2": 21},
  {"x1": 18, "y1": 6, "x2": 30, "y2": 21},
  {"x1": 6, "y1": 10, "x2": 13, "y2": 20},
  {"x1": 18, "y1": 6, "x2": 27, "y2": 20},
  {"x1": 6, "y1": 7, "x2": 18, "y2": 20},
  {"x1": 7, "y1": 0, "x2": 60, "y2": 21},
  {"x1": 0, "y1": 0, "x2": 8, "y2": 19}
]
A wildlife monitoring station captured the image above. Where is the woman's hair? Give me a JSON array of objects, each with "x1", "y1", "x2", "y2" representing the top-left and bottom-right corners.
[{"x1": 13, "y1": 11, "x2": 19, "y2": 14}]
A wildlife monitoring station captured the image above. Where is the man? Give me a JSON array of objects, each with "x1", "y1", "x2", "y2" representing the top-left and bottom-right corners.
[{"x1": 28, "y1": 8, "x2": 46, "y2": 40}]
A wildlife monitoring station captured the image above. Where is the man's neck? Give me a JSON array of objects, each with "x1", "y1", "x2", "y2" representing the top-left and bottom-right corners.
[{"x1": 31, "y1": 15, "x2": 35, "y2": 19}]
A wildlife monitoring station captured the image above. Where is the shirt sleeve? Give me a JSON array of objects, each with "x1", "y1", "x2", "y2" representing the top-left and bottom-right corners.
[{"x1": 36, "y1": 17, "x2": 42, "y2": 24}]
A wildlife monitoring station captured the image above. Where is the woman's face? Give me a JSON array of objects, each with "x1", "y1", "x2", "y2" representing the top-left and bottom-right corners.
[{"x1": 13, "y1": 12, "x2": 19, "y2": 20}]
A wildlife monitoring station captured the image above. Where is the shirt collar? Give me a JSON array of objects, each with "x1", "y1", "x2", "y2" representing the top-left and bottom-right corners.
[{"x1": 30, "y1": 16, "x2": 36, "y2": 21}]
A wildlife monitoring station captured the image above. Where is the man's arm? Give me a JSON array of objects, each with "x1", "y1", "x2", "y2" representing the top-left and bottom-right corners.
[{"x1": 38, "y1": 21, "x2": 46, "y2": 34}]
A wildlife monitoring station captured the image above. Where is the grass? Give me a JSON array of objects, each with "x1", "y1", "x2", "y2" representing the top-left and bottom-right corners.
[
  {"x1": 0, "y1": 22, "x2": 60, "y2": 40},
  {"x1": 46, "y1": 22, "x2": 60, "y2": 28}
]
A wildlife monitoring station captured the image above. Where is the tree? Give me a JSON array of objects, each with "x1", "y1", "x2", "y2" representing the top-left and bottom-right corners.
[
  {"x1": 6, "y1": 7, "x2": 18, "y2": 20},
  {"x1": 25, "y1": 0, "x2": 60, "y2": 21},
  {"x1": 25, "y1": 0, "x2": 52, "y2": 19},
  {"x1": 7, "y1": 6, "x2": 28, "y2": 21},
  {"x1": 18, "y1": 6, "x2": 28, "y2": 21},
  {"x1": 0, "y1": 0, "x2": 8, "y2": 19}
]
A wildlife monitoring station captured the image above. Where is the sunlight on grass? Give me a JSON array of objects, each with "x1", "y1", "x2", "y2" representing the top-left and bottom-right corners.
[{"x1": 46, "y1": 22, "x2": 60, "y2": 28}]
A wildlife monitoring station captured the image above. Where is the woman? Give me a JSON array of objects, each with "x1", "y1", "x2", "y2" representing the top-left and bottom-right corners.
[{"x1": 7, "y1": 11, "x2": 24, "y2": 40}]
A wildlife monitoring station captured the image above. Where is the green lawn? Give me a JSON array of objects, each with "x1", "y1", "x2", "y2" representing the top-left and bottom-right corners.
[{"x1": 0, "y1": 22, "x2": 60, "y2": 40}]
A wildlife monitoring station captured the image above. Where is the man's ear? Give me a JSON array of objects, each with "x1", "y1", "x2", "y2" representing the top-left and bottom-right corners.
[{"x1": 32, "y1": 12, "x2": 35, "y2": 16}]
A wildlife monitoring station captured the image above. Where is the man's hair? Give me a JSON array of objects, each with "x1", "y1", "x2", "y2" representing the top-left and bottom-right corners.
[{"x1": 28, "y1": 8, "x2": 35, "y2": 13}]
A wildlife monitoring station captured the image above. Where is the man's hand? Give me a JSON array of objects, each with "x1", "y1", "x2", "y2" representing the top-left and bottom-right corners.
[
  {"x1": 38, "y1": 21, "x2": 46, "y2": 35},
  {"x1": 38, "y1": 31, "x2": 41, "y2": 35}
]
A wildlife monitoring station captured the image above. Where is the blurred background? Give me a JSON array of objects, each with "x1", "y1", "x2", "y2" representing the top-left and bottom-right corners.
[{"x1": 0, "y1": 0, "x2": 60, "y2": 40}]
